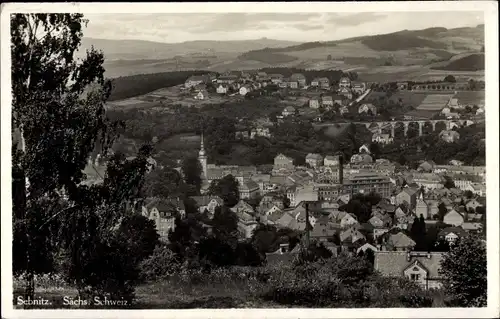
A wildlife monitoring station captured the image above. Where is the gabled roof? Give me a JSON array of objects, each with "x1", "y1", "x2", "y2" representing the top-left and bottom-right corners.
[
  {"x1": 375, "y1": 251, "x2": 444, "y2": 279},
  {"x1": 190, "y1": 195, "x2": 223, "y2": 207},
  {"x1": 387, "y1": 232, "x2": 416, "y2": 248},
  {"x1": 438, "y1": 226, "x2": 468, "y2": 238}
]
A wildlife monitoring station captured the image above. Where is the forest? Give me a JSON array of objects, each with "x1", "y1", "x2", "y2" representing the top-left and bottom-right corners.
[{"x1": 108, "y1": 70, "x2": 214, "y2": 101}]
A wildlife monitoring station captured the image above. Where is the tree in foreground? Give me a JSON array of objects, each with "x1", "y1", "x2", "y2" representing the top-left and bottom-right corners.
[
  {"x1": 11, "y1": 13, "x2": 154, "y2": 304},
  {"x1": 439, "y1": 235, "x2": 487, "y2": 307}
]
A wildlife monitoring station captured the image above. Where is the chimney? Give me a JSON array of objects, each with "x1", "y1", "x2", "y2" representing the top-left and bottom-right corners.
[
  {"x1": 427, "y1": 253, "x2": 431, "y2": 259},
  {"x1": 407, "y1": 252, "x2": 411, "y2": 262}
]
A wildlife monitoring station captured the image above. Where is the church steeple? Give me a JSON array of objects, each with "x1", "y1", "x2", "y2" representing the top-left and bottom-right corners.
[
  {"x1": 199, "y1": 132, "x2": 206, "y2": 157},
  {"x1": 198, "y1": 131, "x2": 207, "y2": 180}
]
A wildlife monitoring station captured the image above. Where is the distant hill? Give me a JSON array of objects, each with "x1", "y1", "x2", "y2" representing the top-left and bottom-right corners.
[
  {"x1": 237, "y1": 50, "x2": 298, "y2": 64},
  {"x1": 83, "y1": 25, "x2": 484, "y2": 77},
  {"x1": 431, "y1": 53, "x2": 485, "y2": 71},
  {"x1": 78, "y1": 37, "x2": 299, "y2": 61},
  {"x1": 359, "y1": 33, "x2": 447, "y2": 51}
]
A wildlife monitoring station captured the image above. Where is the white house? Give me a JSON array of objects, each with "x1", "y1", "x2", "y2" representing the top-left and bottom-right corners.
[
  {"x1": 239, "y1": 85, "x2": 253, "y2": 96},
  {"x1": 372, "y1": 132, "x2": 393, "y2": 144},
  {"x1": 216, "y1": 84, "x2": 229, "y2": 94}
]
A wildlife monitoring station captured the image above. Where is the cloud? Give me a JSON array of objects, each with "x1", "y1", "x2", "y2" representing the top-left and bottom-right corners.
[
  {"x1": 292, "y1": 23, "x2": 325, "y2": 31},
  {"x1": 83, "y1": 12, "x2": 484, "y2": 43},
  {"x1": 325, "y1": 13, "x2": 387, "y2": 27},
  {"x1": 187, "y1": 13, "x2": 321, "y2": 33}
]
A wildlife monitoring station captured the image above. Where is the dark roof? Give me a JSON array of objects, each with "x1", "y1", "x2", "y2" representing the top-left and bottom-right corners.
[{"x1": 438, "y1": 227, "x2": 468, "y2": 238}]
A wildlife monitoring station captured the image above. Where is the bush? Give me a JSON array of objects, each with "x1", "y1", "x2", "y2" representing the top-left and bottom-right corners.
[
  {"x1": 138, "y1": 245, "x2": 181, "y2": 282},
  {"x1": 259, "y1": 254, "x2": 434, "y2": 307}
]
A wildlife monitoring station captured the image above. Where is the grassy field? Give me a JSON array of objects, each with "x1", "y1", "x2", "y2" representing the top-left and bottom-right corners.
[{"x1": 107, "y1": 85, "x2": 243, "y2": 111}]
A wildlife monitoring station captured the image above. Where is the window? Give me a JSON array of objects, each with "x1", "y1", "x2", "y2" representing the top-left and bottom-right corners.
[{"x1": 410, "y1": 274, "x2": 420, "y2": 281}]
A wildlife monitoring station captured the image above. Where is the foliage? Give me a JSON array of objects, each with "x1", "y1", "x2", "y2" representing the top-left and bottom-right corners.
[
  {"x1": 439, "y1": 235, "x2": 487, "y2": 307},
  {"x1": 410, "y1": 215, "x2": 427, "y2": 250},
  {"x1": 138, "y1": 245, "x2": 182, "y2": 282},
  {"x1": 141, "y1": 167, "x2": 183, "y2": 199},
  {"x1": 261, "y1": 253, "x2": 433, "y2": 307},
  {"x1": 361, "y1": 33, "x2": 447, "y2": 51},
  {"x1": 339, "y1": 193, "x2": 381, "y2": 223},
  {"x1": 181, "y1": 157, "x2": 202, "y2": 195},
  {"x1": 443, "y1": 75, "x2": 457, "y2": 83},
  {"x1": 11, "y1": 13, "x2": 156, "y2": 303},
  {"x1": 431, "y1": 54, "x2": 485, "y2": 71},
  {"x1": 208, "y1": 175, "x2": 240, "y2": 207}
]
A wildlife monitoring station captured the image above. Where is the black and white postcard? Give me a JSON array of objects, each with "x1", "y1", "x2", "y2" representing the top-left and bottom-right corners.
[{"x1": 1, "y1": 2, "x2": 499, "y2": 319}]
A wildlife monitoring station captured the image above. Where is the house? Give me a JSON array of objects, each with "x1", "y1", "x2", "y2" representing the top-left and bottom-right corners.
[
  {"x1": 415, "y1": 197, "x2": 429, "y2": 219},
  {"x1": 189, "y1": 196, "x2": 224, "y2": 215},
  {"x1": 441, "y1": 107, "x2": 451, "y2": 115},
  {"x1": 418, "y1": 160, "x2": 436, "y2": 173},
  {"x1": 443, "y1": 209, "x2": 465, "y2": 227},
  {"x1": 368, "y1": 215, "x2": 385, "y2": 228},
  {"x1": 264, "y1": 205, "x2": 283, "y2": 217},
  {"x1": 318, "y1": 77, "x2": 330, "y2": 89},
  {"x1": 231, "y1": 199, "x2": 255, "y2": 215},
  {"x1": 305, "y1": 153, "x2": 323, "y2": 169},
  {"x1": 278, "y1": 80, "x2": 288, "y2": 89},
  {"x1": 310, "y1": 78, "x2": 321, "y2": 87},
  {"x1": 372, "y1": 132, "x2": 393, "y2": 144},
  {"x1": 273, "y1": 153, "x2": 295, "y2": 171},
  {"x1": 340, "y1": 226, "x2": 365, "y2": 243},
  {"x1": 324, "y1": 155, "x2": 341, "y2": 167},
  {"x1": 185, "y1": 75, "x2": 208, "y2": 88},
  {"x1": 461, "y1": 222, "x2": 483, "y2": 233},
  {"x1": 340, "y1": 213, "x2": 358, "y2": 229},
  {"x1": 466, "y1": 183, "x2": 486, "y2": 197},
  {"x1": 216, "y1": 84, "x2": 229, "y2": 94},
  {"x1": 374, "y1": 251, "x2": 445, "y2": 289},
  {"x1": 359, "y1": 144, "x2": 371, "y2": 154},
  {"x1": 446, "y1": 112, "x2": 460, "y2": 120},
  {"x1": 339, "y1": 105, "x2": 349, "y2": 114},
  {"x1": 239, "y1": 180, "x2": 260, "y2": 199},
  {"x1": 339, "y1": 76, "x2": 351, "y2": 89},
  {"x1": 288, "y1": 80, "x2": 299, "y2": 89},
  {"x1": 397, "y1": 82, "x2": 409, "y2": 90},
  {"x1": 217, "y1": 74, "x2": 238, "y2": 84},
  {"x1": 269, "y1": 74, "x2": 284, "y2": 84},
  {"x1": 142, "y1": 198, "x2": 179, "y2": 240},
  {"x1": 339, "y1": 87, "x2": 353, "y2": 99},
  {"x1": 239, "y1": 85, "x2": 253, "y2": 96},
  {"x1": 439, "y1": 130, "x2": 460, "y2": 143},
  {"x1": 350, "y1": 153, "x2": 373, "y2": 164},
  {"x1": 358, "y1": 103, "x2": 377, "y2": 115},
  {"x1": 465, "y1": 199, "x2": 483, "y2": 212},
  {"x1": 321, "y1": 96, "x2": 334, "y2": 107},
  {"x1": 396, "y1": 188, "x2": 419, "y2": 210},
  {"x1": 438, "y1": 227, "x2": 467, "y2": 244},
  {"x1": 309, "y1": 98, "x2": 320, "y2": 109},
  {"x1": 250, "y1": 127, "x2": 271, "y2": 139},
  {"x1": 290, "y1": 73, "x2": 307, "y2": 87},
  {"x1": 386, "y1": 232, "x2": 416, "y2": 251},
  {"x1": 351, "y1": 82, "x2": 366, "y2": 94},
  {"x1": 194, "y1": 90, "x2": 209, "y2": 100},
  {"x1": 238, "y1": 218, "x2": 259, "y2": 239},
  {"x1": 282, "y1": 106, "x2": 296, "y2": 117},
  {"x1": 447, "y1": 97, "x2": 460, "y2": 109}
]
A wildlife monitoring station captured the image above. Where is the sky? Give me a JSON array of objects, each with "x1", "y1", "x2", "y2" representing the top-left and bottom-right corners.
[{"x1": 84, "y1": 12, "x2": 484, "y2": 43}]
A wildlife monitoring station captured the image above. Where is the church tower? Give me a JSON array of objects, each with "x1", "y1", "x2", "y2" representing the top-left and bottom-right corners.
[{"x1": 198, "y1": 133, "x2": 208, "y2": 180}]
